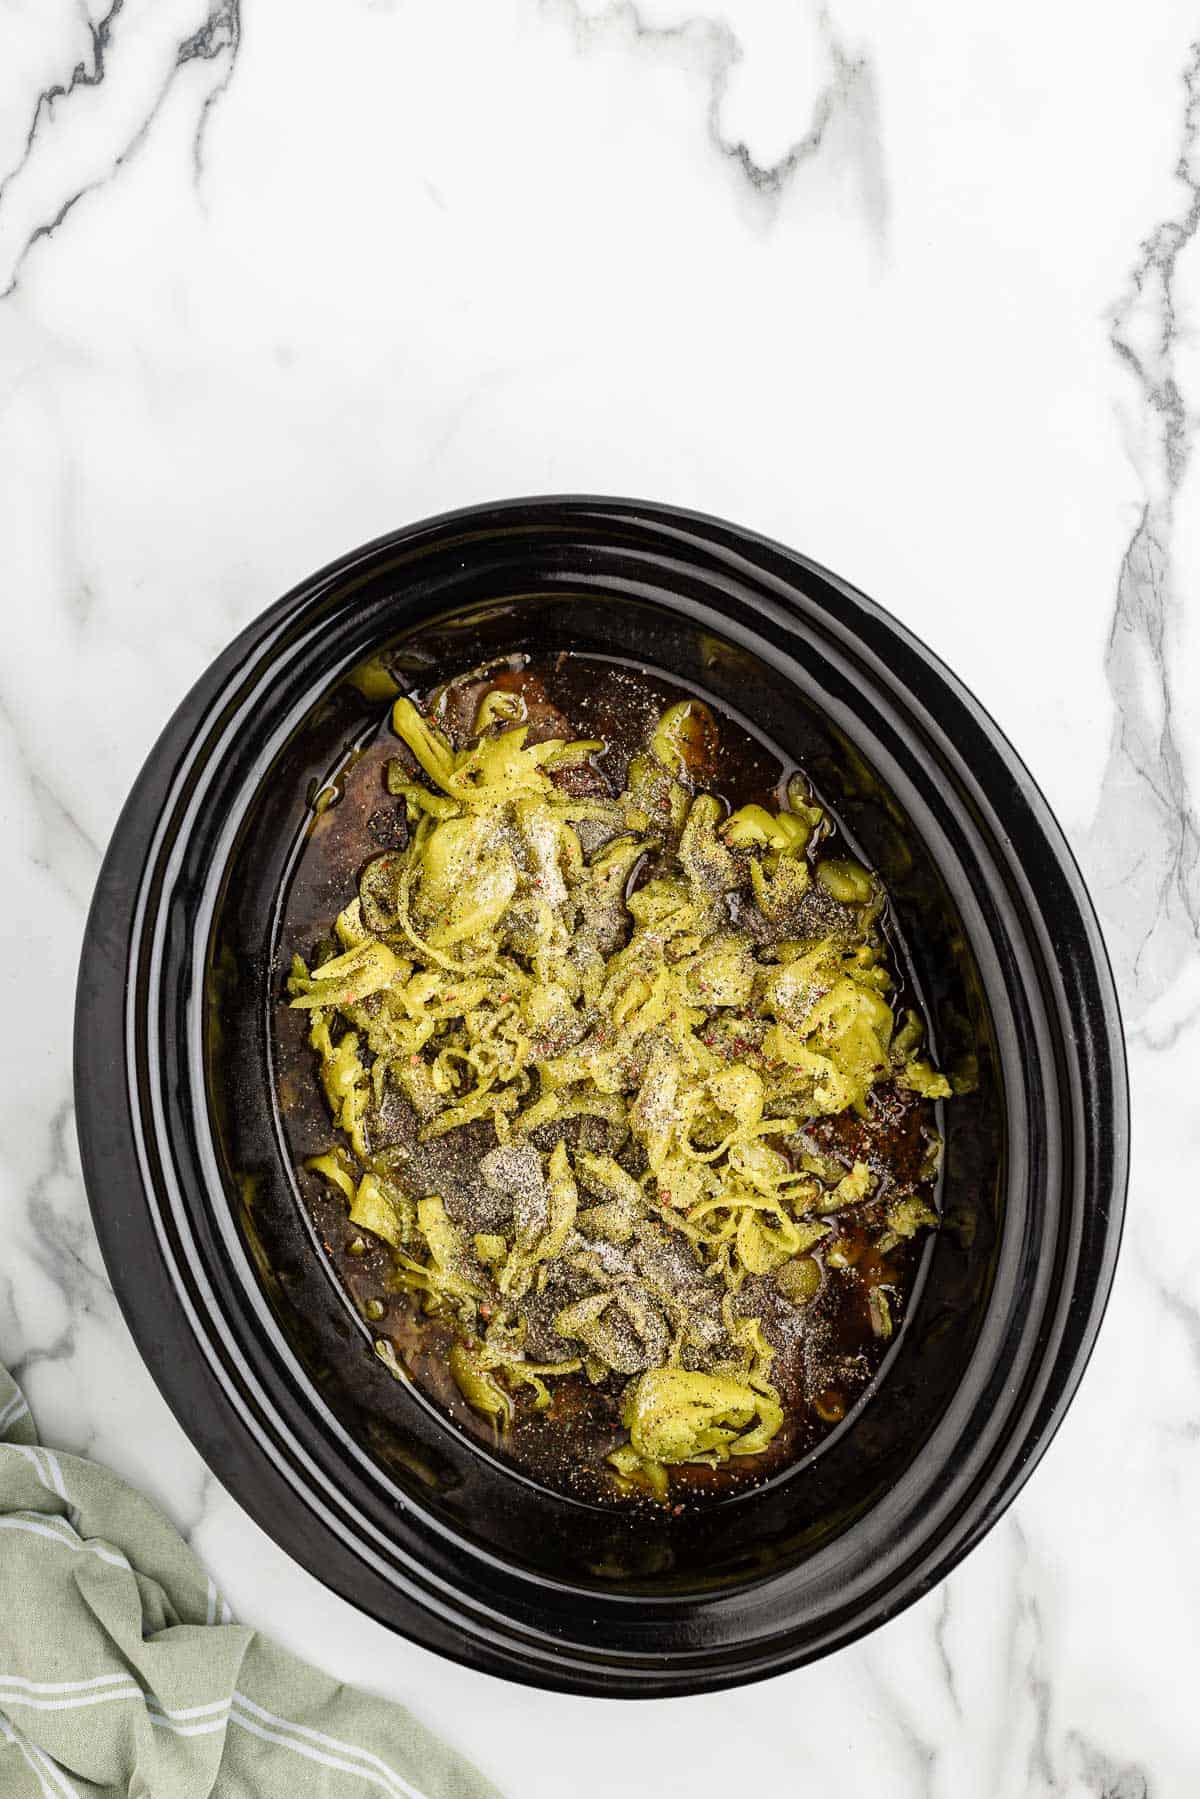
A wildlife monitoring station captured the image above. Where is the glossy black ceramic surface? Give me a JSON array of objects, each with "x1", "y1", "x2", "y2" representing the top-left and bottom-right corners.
[{"x1": 74, "y1": 498, "x2": 1128, "y2": 1695}]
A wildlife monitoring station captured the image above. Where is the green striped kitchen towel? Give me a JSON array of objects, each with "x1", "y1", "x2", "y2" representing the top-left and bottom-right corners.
[{"x1": 0, "y1": 1362, "x2": 502, "y2": 1799}]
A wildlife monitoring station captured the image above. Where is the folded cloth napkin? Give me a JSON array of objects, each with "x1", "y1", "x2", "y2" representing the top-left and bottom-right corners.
[{"x1": 0, "y1": 1362, "x2": 501, "y2": 1799}]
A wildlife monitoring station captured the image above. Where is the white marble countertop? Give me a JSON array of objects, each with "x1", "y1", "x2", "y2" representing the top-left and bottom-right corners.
[{"x1": 2, "y1": 1, "x2": 1197, "y2": 1792}]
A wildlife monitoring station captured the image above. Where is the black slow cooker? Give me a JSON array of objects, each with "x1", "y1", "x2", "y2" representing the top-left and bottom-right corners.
[{"x1": 74, "y1": 499, "x2": 1128, "y2": 1696}]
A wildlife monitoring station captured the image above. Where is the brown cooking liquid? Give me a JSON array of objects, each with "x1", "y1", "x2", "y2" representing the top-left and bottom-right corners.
[{"x1": 273, "y1": 654, "x2": 940, "y2": 1506}]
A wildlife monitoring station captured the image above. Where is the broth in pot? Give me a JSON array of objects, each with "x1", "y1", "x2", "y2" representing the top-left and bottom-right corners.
[{"x1": 274, "y1": 653, "x2": 950, "y2": 1506}]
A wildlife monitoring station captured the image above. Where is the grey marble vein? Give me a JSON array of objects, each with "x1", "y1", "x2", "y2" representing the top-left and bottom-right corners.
[
  {"x1": 545, "y1": 0, "x2": 886, "y2": 239},
  {"x1": 1061, "y1": 1740, "x2": 1152, "y2": 1799},
  {"x1": 27, "y1": 768, "x2": 101, "y2": 907},
  {"x1": 0, "y1": 1, "x2": 241, "y2": 297},
  {"x1": 1007, "y1": 1526, "x2": 1047, "y2": 1789},
  {"x1": 1148, "y1": 1263, "x2": 1200, "y2": 1375},
  {"x1": 0, "y1": 0, "x2": 125, "y2": 215},
  {"x1": 9, "y1": 1098, "x2": 117, "y2": 1408},
  {"x1": 2, "y1": 188, "x2": 88, "y2": 299},
  {"x1": 1084, "y1": 43, "x2": 1200, "y2": 1022},
  {"x1": 0, "y1": 688, "x2": 100, "y2": 908},
  {"x1": 21, "y1": 1101, "x2": 110, "y2": 1319},
  {"x1": 178, "y1": 0, "x2": 242, "y2": 184},
  {"x1": 931, "y1": 1583, "x2": 961, "y2": 1719},
  {"x1": 1005, "y1": 1518, "x2": 1158, "y2": 1797},
  {"x1": 1023, "y1": 1610, "x2": 1055, "y2": 1787},
  {"x1": 860, "y1": 1639, "x2": 940, "y2": 1798}
]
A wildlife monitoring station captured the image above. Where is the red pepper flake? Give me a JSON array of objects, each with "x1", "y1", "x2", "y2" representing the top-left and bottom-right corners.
[{"x1": 409, "y1": 1053, "x2": 420, "y2": 1065}]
